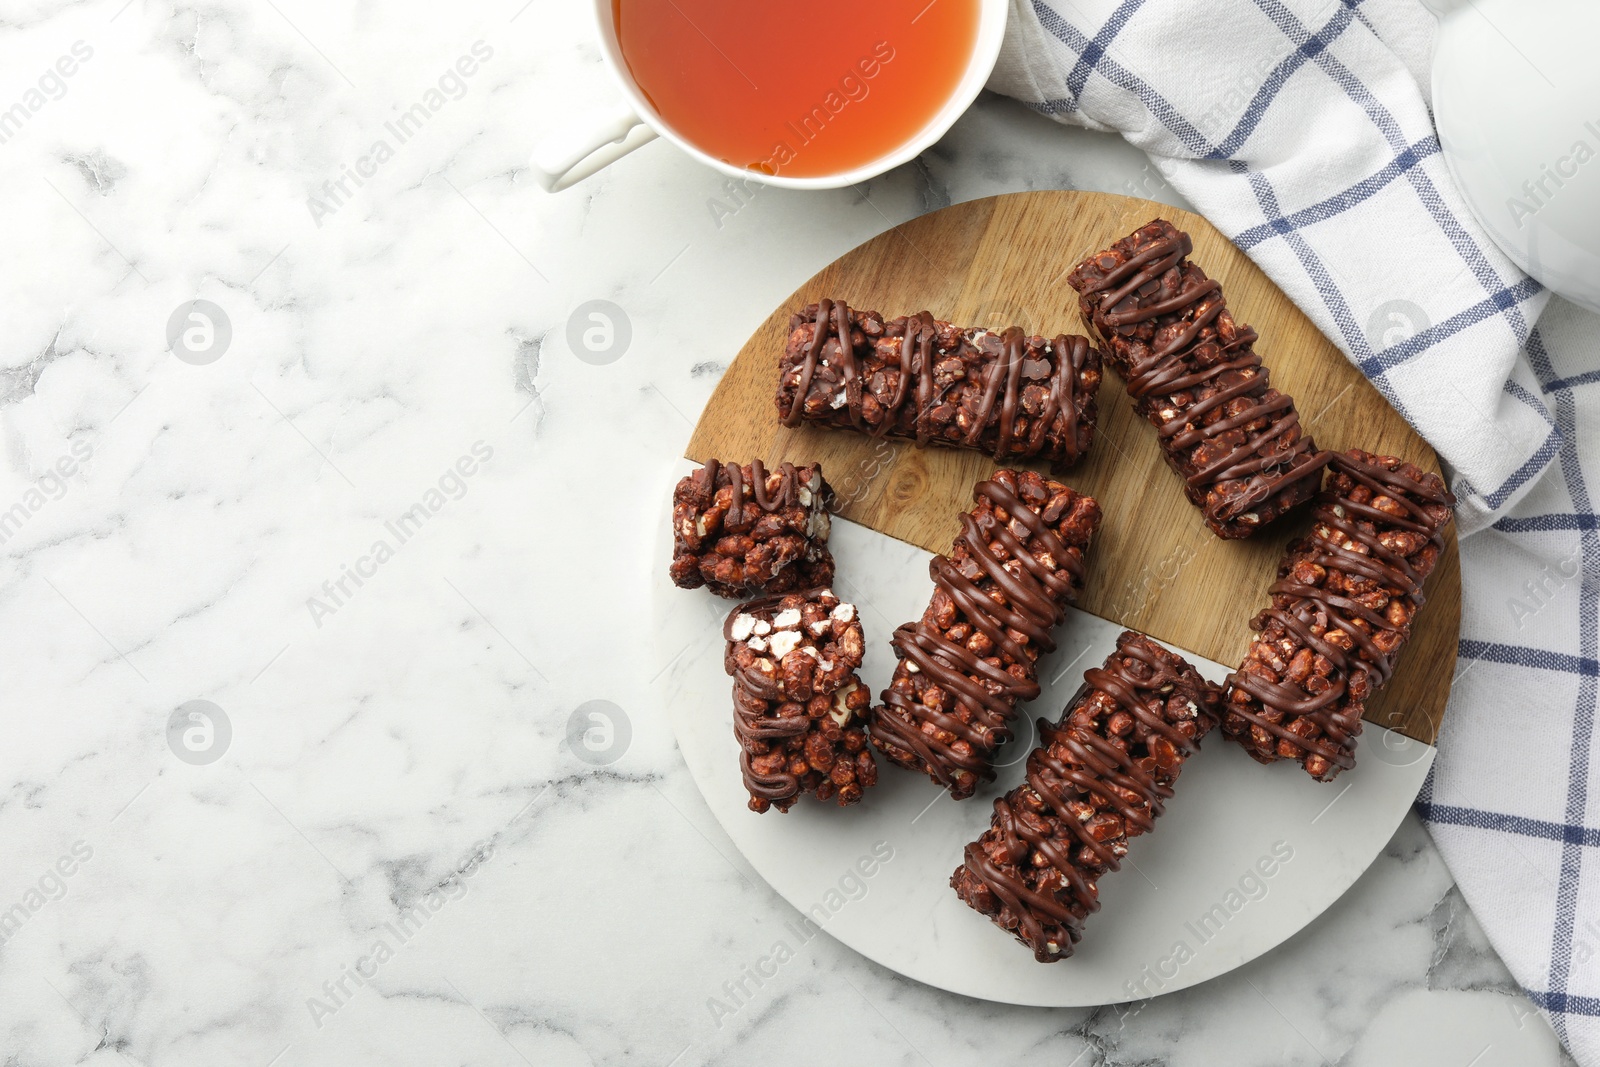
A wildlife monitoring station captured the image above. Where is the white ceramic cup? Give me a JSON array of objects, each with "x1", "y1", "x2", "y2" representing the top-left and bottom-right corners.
[{"x1": 531, "y1": 0, "x2": 1010, "y2": 193}]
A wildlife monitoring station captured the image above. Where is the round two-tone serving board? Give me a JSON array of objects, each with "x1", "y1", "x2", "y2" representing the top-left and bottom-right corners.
[
  {"x1": 654, "y1": 191, "x2": 1460, "y2": 1005},
  {"x1": 687, "y1": 190, "x2": 1458, "y2": 747}
]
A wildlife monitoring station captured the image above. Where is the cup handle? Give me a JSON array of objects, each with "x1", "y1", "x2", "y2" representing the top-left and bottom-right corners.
[{"x1": 530, "y1": 100, "x2": 658, "y2": 193}]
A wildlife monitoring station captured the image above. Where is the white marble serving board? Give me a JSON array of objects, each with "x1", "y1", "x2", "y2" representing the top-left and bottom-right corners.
[{"x1": 652, "y1": 460, "x2": 1434, "y2": 1006}]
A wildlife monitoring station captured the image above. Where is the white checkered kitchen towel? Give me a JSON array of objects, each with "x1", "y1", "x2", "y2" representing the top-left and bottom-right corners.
[{"x1": 989, "y1": 0, "x2": 1600, "y2": 1057}]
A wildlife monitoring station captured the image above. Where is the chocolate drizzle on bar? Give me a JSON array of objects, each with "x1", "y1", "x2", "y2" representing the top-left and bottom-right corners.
[
  {"x1": 696, "y1": 457, "x2": 806, "y2": 527},
  {"x1": 870, "y1": 470, "x2": 1100, "y2": 799},
  {"x1": 670, "y1": 458, "x2": 833, "y2": 599},
  {"x1": 1223, "y1": 450, "x2": 1455, "y2": 779},
  {"x1": 723, "y1": 588, "x2": 875, "y2": 812},
  {"x1": 1067, "y1": 220, "x2": 1330, "y2": 537},
  {"x1": 775, "y1": 299, "x2": 1101, "y2": 470},
  {"x1": 725, "y1": 607, "x2": 810, "y2": 805},
  {"x1": 724, "y1": 593, "x2": 810, "y2": 805},
  {"x1": 951, "y1": 632, "x2": 1220, "y2": 961}
]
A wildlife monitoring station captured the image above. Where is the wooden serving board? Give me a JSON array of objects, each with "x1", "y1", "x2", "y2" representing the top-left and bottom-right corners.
[{"x1": 687, "y1": 191, "x2": 1459, "y2": 746}]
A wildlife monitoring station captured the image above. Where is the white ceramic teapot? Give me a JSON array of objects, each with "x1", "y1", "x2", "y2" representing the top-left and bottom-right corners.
[{"x1": 1422, "y1": 0, "x2": 1600, "y2": 314}]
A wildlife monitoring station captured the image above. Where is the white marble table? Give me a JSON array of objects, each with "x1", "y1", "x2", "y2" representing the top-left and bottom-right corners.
[{"x1": 0, "y1": 1, "x2": 1570, "y2": 1064}]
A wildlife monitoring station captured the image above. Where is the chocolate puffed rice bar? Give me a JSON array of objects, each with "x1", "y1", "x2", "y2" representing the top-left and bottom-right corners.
[
  {"x1": 951, "y1": 632, "x2": 1220, "y2": 960},
  {"x1": 724, "y1": 588, "x2": 877, "y2": 813},
  {"x1": 671, "y1": 458, "x2": 833, "y2": 599},
  {"x1": 1066, "y1": 220, "x2": 1330, "y2": 538},
  {"x1": 869, "y1": 469, "x2": 1101, "y2": 800},
  {"x1": 1222, "y1": 450, "x2": 1455, "y2": 780},
  {"x1": 775, "y1": 299, "x2": 1102, "y2": 470}
]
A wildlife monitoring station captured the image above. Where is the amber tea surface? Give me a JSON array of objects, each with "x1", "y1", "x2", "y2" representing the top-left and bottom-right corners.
[{"x1": 613, "y1": 0, "x2": 980, "y2": 178}]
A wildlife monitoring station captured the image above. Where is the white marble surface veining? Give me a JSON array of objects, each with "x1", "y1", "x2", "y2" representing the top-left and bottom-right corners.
[{"x1": 0, "y1": 1, "x2": 1571, "y2": 1064}]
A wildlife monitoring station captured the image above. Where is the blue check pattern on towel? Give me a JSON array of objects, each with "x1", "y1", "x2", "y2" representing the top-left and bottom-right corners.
[{"x1": 989, "y1": 0, "x2": 1600, "y2": 1057}]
